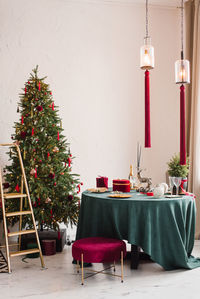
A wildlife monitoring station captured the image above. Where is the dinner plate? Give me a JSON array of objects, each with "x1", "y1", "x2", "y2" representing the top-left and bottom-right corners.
[
  {"x1": 87, "y1": 187, "x2": 108, "y2": 193},
  {"x1": 109, "y1": 194, "x2": 132, "y2": 198},
  {"x1": 165, "y1": 195, "x2": 182, "y2": 198}
]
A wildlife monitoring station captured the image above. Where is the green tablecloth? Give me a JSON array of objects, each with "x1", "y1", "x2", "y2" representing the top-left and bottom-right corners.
[{"x1": 76, "y1": 190, "x2": 200, "y2": 270}]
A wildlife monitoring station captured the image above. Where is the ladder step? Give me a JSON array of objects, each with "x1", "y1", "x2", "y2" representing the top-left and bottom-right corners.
[
  {"x1": 4, "y1": 193, "x2": 27, "y2": 199},
  {"x1": 8, "y1": 229, "x2": 36, "y2": 237},
  {"x1": 6, "y1": 211, "x2": 32, "y2": 217},
  {"x1": 10, "y1": 248, "x2": 40, "y2": 257}
]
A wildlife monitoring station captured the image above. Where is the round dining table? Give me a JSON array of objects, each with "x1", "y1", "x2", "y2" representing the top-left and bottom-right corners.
[{"x1": 75, "y1": 190, "x2": 200, "y2": 270}]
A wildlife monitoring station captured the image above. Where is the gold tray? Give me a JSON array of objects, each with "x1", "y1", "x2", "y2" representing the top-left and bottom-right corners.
[
  {"x1": 109, "y1": 194, "x2": 131, "y2": 198},
  {"x1": 87, "y1": 187, "x2": 108, "y2": 193}
]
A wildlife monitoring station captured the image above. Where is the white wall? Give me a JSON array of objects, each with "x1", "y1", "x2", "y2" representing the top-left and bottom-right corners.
[{"x1": 0, "y1": 0, "x2": 180, "y2": 190}]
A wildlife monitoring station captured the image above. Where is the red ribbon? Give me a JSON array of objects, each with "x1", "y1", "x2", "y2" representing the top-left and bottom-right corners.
[
  {"x1": 25, "y1": 87, "x2": 27, "y2": 94},
  {"x1": 57, "y1": 131, "x2": 59, "y2": 141},
  {"x1": 145, "y1": 70, "x2": 151, "y2": 148},
  {"x1": 15, "y1": 184, "x2": 20, "y2": 192},
  {"x1": 47, "y1": 152, "x2": 50, "y2": 159},
  {"x1": 180, "y1": 84, "x2": 186, "y2": 165},
  {"x1": 38, "y1": 82, "x2": 41, "y2": 91},
  {"x1": 52, "y1": 102, "x2": 54, "y2": 111},
  {"x1": 35, "y1": 168, "x2": 37, "y2": 178},
  {"x1": 21, "y1": 116, "x2": 24, "y2": 124},
  {"x1": 32, "y1": 128, "x2": 34, "y2": 136}
]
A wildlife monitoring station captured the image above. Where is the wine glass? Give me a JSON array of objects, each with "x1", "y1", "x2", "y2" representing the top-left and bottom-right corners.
[
  {"x1": 169, "y1": 177, "x2": 175, "y2": 195},
  {"x1": 173, "y1": 177, "x2": 182, "y2": 196}
]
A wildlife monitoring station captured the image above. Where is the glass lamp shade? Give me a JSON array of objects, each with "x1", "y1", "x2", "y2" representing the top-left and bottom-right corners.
[
  {"x1": 140, "y1": 38, "x2": 154, "y2": 70},
  {"x1": 175, "y1": 59, "x2": 190, "y2": 84}
]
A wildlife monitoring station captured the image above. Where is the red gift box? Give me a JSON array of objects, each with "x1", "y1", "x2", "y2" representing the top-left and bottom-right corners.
[
  {"x1": 96, "y1": 176, "x2": 108, "y2": 188},
  {"x1": 113, "y1": 179, "x2": 130, "y2": 192}
]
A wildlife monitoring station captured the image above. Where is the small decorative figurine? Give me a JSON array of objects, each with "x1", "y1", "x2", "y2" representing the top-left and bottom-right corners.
[{"x1": 136, "y1": 143, "x2": 152, "y2": 193}]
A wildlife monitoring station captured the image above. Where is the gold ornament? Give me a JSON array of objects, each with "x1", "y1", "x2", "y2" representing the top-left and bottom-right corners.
[
  {"x1": 45, "y1": 197, "x2": 52, "y2": 203},
  {"x1": 53, "y1": 146, "x2": 59, "y2": 153},
  {"x1": 30, "y1": 168, "x2": 36, "y2": 176}
]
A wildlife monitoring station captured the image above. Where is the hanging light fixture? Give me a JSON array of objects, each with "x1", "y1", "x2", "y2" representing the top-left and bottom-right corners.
[
  {"x1": 175, "y1": 0, "x2": 190, "y2": 165},
  {"x1": 140, "y1": 0, "x2": 154, "y2": 148}
]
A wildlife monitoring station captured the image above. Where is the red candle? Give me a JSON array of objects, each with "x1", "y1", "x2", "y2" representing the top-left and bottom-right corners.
[
  {"x1": 145, "y1": 70, "x2": 151, "y2": 148},
  {"x1": 180, "y1": 84, "x2": 186, "y2": 165}
]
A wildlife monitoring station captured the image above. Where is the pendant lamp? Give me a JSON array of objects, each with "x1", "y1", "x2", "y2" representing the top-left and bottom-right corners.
[
  {"x1": 140, "y1": 0, "x2": 154, "y2": 148},
  {"x1": 175, "y1": 0, "x2": 190, "y2": 165}
]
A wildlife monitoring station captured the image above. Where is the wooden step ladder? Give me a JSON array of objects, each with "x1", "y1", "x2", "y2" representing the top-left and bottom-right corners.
[{"x1": 0, "y1": 143, "x2": 45, "y2": 273}]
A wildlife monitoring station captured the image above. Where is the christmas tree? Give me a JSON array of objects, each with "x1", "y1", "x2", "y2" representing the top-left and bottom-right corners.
[{"x1": 2, "y1": 66, "x2": 81, "y2": 230}]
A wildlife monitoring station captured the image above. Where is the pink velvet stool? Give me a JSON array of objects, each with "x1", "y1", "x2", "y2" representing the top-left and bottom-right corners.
[{"x1": 72, "y1": 237, "x2": 126, "y2": 285}]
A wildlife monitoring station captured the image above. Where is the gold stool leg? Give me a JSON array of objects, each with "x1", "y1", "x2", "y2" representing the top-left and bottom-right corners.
[
  {"x1": 121, "y1": 251, "x2": 124, "y2": 283},
  {"x1": 81, "y1": 254, "x2": 84, "y2": 285},
  {"x1": 113, "y1": 260, "x2": 116, "y2": 272},
  {"x1": 77, "y1": 260, "x2": 80, "y2": 273}
]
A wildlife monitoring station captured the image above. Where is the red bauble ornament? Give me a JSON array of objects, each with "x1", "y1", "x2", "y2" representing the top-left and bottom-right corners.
[
  {"x1": 3, "y1": 183, "x2": 10, "y2": 189},
  {"x1": 36, "y1": 105, "x2": 43, "y2": 112},
  {"x1": 54, "y1": 182, "x2": 57, "y2": 186},
  {"x1": 35, "y1": 98, "x2": 39, "y2": 101},
  {"x1": 50, "y1": 91, "x2": 52, "y2": 95},
  {"x1": 68, "y1": 195, "x2": 73, "y2": 201},
  {"x1": 28, "y1": 81, "x2": 30, "y2": 84},
  {"x1": 68, "y1": 157, "x2": 72, "y2": 167},
  {"x1": 49, "y1": 173, "x2": 55, "y2": 179},
  {"x1": 20, "y1": 131, "x2": 27, "y2": 139},
  {"x1": 47, "y1": 152, "x2": 50, "y2": 159},
  {"x1": 38, "y1": 198, "x2": 41, "y2": 205},
  {"x1": 81, "y1": 182, "x2": 83, "y2": 186}
]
